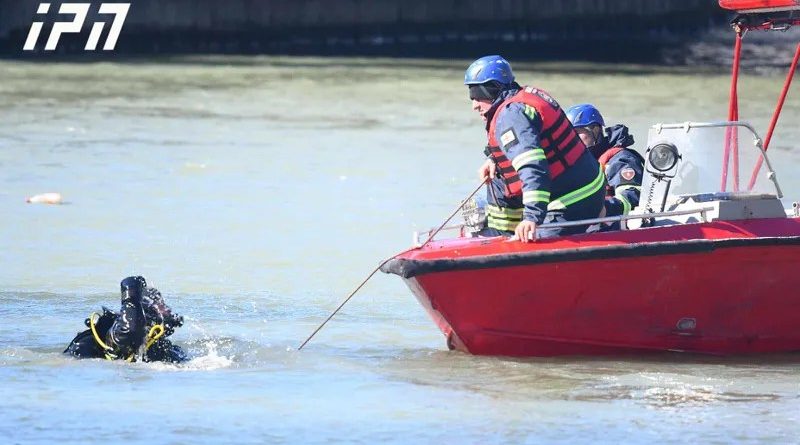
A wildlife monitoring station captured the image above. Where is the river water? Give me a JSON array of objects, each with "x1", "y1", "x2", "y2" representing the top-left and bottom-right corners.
[{"x1": 1, "y1": 56, "x2": 799, "y2": 444}]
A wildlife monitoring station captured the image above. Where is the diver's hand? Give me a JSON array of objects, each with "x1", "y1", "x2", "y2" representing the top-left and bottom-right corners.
[
  {"x1": 514, "y1": 220, "x2": 537, "y2": 243},
  {"x1": 169, "y1": 314, "x2": 184, "y2": 328},
  {"x1": 478, "y1": 159, "x2": 496, "y2": 182},
  {"x1": 159, "y1": 313, "x2": 183, "y2": 337}
]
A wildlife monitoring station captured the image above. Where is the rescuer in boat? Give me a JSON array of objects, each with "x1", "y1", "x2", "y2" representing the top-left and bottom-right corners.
[
  {"x1": 466, "y1": 55, "x2": 606, "y2": 241},
  {"x1": 566, "y1": 104, "x2": 644, "y2": 229},
  {"x1": 64, "y1": 276, "x2": 187, "y2": 363}
]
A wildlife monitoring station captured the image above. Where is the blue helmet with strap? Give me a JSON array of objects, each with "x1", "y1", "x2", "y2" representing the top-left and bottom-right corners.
[
  {"x1": 566, "y1": 104, "x2": 605, "y2": 128},
  {"x1": 464, "y1": 55, "x2": 515, "y2": 86}
]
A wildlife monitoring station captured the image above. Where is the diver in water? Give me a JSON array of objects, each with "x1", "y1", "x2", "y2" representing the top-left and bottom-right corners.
[{"x1": 64, "y1": 276, "x2": 187, "y2": 363}]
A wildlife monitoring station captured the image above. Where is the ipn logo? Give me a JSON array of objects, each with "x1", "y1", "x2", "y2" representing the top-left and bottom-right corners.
[{"x1": 24, "y1": 3, "x2": 130, "y2": 51}]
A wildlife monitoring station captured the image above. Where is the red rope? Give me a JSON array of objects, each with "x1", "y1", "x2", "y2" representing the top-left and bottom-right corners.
[
  {"x1": 747, "y1": 41, "x2": 800, "y2": 191},
  {"x1": 732, "y1": 86, "x2": 740, "y2": 192}
]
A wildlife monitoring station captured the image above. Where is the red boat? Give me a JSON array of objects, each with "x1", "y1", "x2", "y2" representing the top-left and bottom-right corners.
[
  {"x1": 381, "y1": 2, "x2": 800, "y2": 356},
  {"x1": 719, "y1": 0, "x2": 800, "y2": 13}
]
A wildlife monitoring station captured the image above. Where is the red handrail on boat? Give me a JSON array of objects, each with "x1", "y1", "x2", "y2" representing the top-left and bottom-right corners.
[
  {"x1": 722, "y1": 30, "x2": 743, "y2": 192},
  {"x1": 747, "y1": 42, "x2": 800, "y2": 190},
  {"x1": 719, "y1": 1, "x2": 800, "y2": 191}
]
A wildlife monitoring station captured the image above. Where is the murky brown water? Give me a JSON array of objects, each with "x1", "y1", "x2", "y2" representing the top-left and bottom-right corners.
[{"x1": 1, "y1": 56, "x2": 799, "y2": 444}]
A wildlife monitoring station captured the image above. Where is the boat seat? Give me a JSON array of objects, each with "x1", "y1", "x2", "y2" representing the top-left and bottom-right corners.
[
  {"x1": 668, "y1": 193, "x2": 786, "y2": 223},
  {"x1": 627, "y1": 193, "x2": 787, "y2": 229}
]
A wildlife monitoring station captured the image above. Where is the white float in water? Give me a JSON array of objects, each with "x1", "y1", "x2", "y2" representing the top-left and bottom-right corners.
[{"x1": 26, "y1": 192, "x2": 63, "y2": 204}]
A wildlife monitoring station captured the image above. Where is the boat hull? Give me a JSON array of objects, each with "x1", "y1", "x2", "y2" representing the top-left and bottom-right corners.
[{"x1": 384, "y1": 218, "x2": 800, "y2": 356}]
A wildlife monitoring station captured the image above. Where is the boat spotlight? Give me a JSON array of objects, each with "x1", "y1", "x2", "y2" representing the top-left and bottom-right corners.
[{"x1": 648, "y1": 143, "x2": 680, "y2": 173}]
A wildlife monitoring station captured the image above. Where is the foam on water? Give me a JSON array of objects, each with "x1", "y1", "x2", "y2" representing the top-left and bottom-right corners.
[{"x1": 146, "y1": 340, "x2": 235, "y2": 372}]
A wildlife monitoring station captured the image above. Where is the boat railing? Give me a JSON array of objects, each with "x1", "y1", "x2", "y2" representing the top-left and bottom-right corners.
[
  {"x1": 412, "y1": 206, "x2": 717, "y2": 246},
  {"x1": 533, "y1": 206, "x2": 716, "y2": 231},
  {"x1": 651, "y1": 120, "x2": 783, "y2": 198}
]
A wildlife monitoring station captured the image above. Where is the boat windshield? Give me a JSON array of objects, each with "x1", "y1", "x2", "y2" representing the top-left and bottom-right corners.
[{"x1": 644, "y1": 121, "x2": 782, "y2": 200}]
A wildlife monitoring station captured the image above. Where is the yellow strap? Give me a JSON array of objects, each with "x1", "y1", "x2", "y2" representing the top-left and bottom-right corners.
[
  {"x1": 145, "y1": 324, "x2": 165, "y2": 350},
  {"x1": 615, "y1": 194, "x2": 632, "y2": 215},
  {"x1": 487, "y1": 203, "x2": 523, "y2": 231},
  {"x1": 511, "y1": 148, "x2": 546, "y2": 171},
  {"x1": 614, "y1": 185, "x2": 640, "y2": 215},
  {"x1": 89, "y1": 313, "x2": 113, "y2": 351},
  {"x1": 523, "y1": 104, "x2": 538, "y2": 121},
  {"x1": 523, "y1": 190, "x2": 550, "y2": 205},
  {"x1": 89, "y1": 312, "x2": 166, "y2": 362},
  {"x1": 88, "y1": 312, "x2": 116, "y2": 361},
  {"x1": 487, "y1": 216, "x2": 519, "y2": 231},
  {"x1": 122, "y1": 324, "x2": 165, "y2": 362},
  {"x1": 486, "y1": 204, "x2": 523, "y2": 218},
  {"x1": 548, "y1": 165, "x2": 605, "y2": 211}
]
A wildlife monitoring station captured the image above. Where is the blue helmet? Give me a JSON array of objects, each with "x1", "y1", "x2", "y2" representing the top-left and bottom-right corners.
[
  {"x1": 566, "y1": 104, "x2": 605, "y2": 128},
  {"x1": 464, "y1": 55, "x2": 515, "y2": 86}
]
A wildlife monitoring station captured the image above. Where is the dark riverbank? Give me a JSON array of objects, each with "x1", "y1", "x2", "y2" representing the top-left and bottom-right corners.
[{"x1": 1, "y1": 0, "x2": 731, "y2": 63}]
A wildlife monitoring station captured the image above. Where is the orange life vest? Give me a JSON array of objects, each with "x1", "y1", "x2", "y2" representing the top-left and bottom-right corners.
[
  {"x1": 597, "y1": 146, "x2": 624, "y2": 172},
  {"x1": 483, "y1": 145, "x2": 523, "y2": 197},
  {"x1": 597, "y1": 146, "x2": 624, "y2": 196},
  {"x1": 486, "y1": 86, "x2": 587, "y2": 198}
]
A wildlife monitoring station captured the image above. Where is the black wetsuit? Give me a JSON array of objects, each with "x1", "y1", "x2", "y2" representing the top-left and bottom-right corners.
[{"x1": 64, "y1": 276, "x2": 186, "y2": 363}]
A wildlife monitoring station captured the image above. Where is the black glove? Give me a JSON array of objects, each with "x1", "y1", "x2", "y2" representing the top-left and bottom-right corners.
[{"x1": 142, "y1": 287, "x2": 183, "y2": 336}]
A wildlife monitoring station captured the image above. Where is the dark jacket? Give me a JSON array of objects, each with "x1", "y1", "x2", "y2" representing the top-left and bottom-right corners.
[{"x1": 483, "y1": 87, "x2": 606, "y2": 237}]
